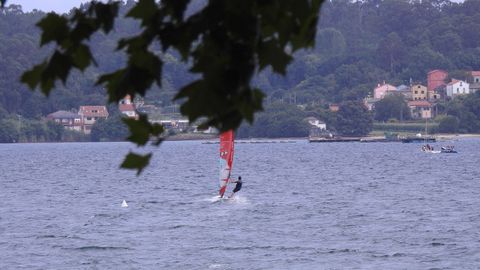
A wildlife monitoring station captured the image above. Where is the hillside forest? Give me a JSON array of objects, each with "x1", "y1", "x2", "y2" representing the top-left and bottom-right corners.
[{"x1": 1, "y1": 0, "x2": 480, "y2": 142}]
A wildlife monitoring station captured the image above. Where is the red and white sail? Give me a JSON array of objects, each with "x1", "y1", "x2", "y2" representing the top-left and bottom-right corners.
[{"x1": 219, "y1": 130, "x2": 234, "y2": 198}]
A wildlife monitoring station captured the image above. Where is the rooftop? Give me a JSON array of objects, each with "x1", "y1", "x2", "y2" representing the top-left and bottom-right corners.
[{"x1": 47, "y1": 110, "x2": 80, "y2": 119}]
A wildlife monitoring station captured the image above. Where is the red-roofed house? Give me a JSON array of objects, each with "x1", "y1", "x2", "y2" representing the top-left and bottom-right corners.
[
  {"x1": 79, "y1": 106, "x2": 109, "y2": 134},
  {"x1": 470, "y1": 71, "x2": 480, "y2": 93},
  {"x1": 119, "y1": 95, "x2": 138, "y2": 119},
  {"x1": 329, "y1": 103, "x2": 340, "y2": 112},
  {"x1": 446, "y1": 79, "x2": 469, "y2": 97},
  {"x1": 471, "y1": 71, "x2": 480, "y2": 83},
  {"x1": 408, "y1": 100, "x2": 432, "y2": 119}
]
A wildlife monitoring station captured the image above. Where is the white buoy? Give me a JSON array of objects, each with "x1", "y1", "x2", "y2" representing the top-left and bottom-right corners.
[{"x1": 121, "y1": 200, "x2": 128, "y2": 208}]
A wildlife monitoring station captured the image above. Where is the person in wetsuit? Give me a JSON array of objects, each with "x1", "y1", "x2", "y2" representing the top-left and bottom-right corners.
[{"x1": 230, "y1": 176, "x2": 242, "y2": 198}]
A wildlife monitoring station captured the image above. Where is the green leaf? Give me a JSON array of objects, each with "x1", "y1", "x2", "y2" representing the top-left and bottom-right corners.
[
  {"x1": 120, "y1": 152, "x2": 152, "y2": 176},
  {"x1": 93, "y1": 2, "x2": 119, "y2": 33},
  {"x1": 21, "y1": 62, "x2": 47, "y2": 90},
  {"x1": 257, "y1": 39, "x2": 292, "y2": 74},
  {"x1": 72, "y1": 44, "x2": 95, "y2": 70},
  {"x1": 127, "y1": 0, "x2": 157, "y2": 24},
  {"x1": 97, "y1": 69, "x2": 127, "y2": 102},
  {"x1": 123, "y1": 114, "x2": 165, "y2": 146},
  {"x1": 36, "y1": 13, "x2": 69, "y2": 46},
  {"x1": 123, "y1": 115, "x2": 151, "y2": 146},
  {"x1": 0, "y1": 0, "x2": 6, "y2": 8},
  {"x1": 44, "y1": 51, "x2": 71, "y2": 84}
]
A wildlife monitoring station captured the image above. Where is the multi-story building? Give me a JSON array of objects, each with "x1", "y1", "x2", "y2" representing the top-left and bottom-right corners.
[
  {"x1": 411, "y1": 84, "x2": 428, "y2": 100},
  {"x1": 78, "y1": 106, "x2": 109, "y2": 134},
  {"x1": 427, "y1": 70, "x2": 448, "y2": 92}
]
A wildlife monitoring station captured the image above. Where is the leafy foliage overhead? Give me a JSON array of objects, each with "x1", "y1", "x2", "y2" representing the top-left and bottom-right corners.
[{"x1": 19, "y1": 0, "x2": 324, "y2": 174}]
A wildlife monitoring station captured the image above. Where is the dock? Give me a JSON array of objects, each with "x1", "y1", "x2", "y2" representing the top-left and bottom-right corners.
[
  {"x1": 309, "y1": 137, "x2": 360, "y2": 143},
  {"x1": 202, "y1": 140, "x2": 297, "y2": 144},
  {"x1": 401, "y1": 136, "x2": 436, "y2": 143}
]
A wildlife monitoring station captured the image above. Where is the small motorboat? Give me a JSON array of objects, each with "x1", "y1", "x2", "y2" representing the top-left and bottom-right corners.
[{"x1": 441, "y1": 146, "x2": 457, "y2": 153}]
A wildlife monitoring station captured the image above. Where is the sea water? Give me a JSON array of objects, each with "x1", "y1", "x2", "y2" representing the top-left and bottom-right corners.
[{"x1": 1, "y1": 139, "x2": 480, "y2": 269}]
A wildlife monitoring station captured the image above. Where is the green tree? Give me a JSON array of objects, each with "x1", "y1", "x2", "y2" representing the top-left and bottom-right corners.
[
  {"x1": 445, "y1": 92, "x2": 480, "y2": 133},
  {"x1": 19, "y1": 0, "x2": 323, "y2": 174},
  {"x1": 438, "y1": 115, "x2": 460, "y2": 133},
  {"x1": 335, "y1": 101, "x2": 373, "y2": 136},
  {"x1": 315, "y1": 28, "x2": 346, "y2": 57},
  {"x1": 0, "y1": 118, "x2": 19, "y2": 142},
  {"x1": 377, "y1": 32, "x2": 405, "y2": 75},
  {"x1": 91, "y1": 116, "x2": 129, "y2": 142},
  {"x1": 374, "y1": 94, "x2": 411, "y2": 122},
  {"x1": 237, "y1": 102, "x2": 309, "y2": 138}
]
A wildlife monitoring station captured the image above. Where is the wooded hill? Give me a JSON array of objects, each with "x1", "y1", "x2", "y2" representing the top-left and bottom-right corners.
[{"x1": 0, "y1": 0, "x2": 479, "y2": 140}]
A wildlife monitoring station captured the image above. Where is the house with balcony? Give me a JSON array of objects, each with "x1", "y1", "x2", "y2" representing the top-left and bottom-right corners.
[
  {"x1": 78, "y1": 106, "x2": 109, "y2": 134},
  {"x1": 47, "y1": 110, "x2": 83, "y2": 132}
]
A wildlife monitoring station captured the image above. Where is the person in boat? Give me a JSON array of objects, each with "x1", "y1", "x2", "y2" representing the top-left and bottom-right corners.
[{"x1": 230, "y1": 176, "x2": 242, "y2": 198}]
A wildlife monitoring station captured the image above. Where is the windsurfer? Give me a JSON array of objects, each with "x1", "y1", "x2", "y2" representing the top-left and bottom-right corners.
[{"x1": 229, "y1": 176, "x2": 242, "y2": 198}]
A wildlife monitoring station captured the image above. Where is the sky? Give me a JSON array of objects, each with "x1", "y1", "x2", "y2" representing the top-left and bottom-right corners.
[
  {"x1": 7, "y1": 0, "x2": 96, "y2": 13},
  {"x1": 7, "y1": 0, "x2": 466, "y2": 14}
]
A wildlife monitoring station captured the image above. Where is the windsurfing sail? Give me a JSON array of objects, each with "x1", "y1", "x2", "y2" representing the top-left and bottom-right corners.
[{"x1": 219, "y1": 130, "x2": 234, "y2": 198}]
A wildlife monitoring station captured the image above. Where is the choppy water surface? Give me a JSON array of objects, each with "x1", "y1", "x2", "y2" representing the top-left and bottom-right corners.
[{"x1": 1, "y1": 139, "x2": 480, "y2": 269}]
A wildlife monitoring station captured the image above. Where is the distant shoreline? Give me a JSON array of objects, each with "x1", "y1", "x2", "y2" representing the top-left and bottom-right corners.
[
  {"x1": 166, "y1": 133, "x2": 480, "y2": 142},
  {"x1": 435, "y1": 134, "x2": 480, "y2": 140},
  {"x1": 3, "y1": 133, "x2": 480, "y2": 144}
]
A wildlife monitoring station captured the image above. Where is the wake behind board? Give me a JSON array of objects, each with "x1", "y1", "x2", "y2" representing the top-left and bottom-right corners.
[{"x1": 210, "y1": 195, "x2": 236, "y2": 203}]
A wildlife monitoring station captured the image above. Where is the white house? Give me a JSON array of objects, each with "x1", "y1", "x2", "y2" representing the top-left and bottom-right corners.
[
  {"x1": 153, "y1": 119, "x2": 190, "y2": 132},
  {"x1": 446, "y1": 79, "x2": 470, "y2": 97},
  {"x1": 305, "y1": 117, "x2": 326, "y2": 130},
  {"x1": 119, "y1": 95, "x2": 138, "y2": 119}
]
